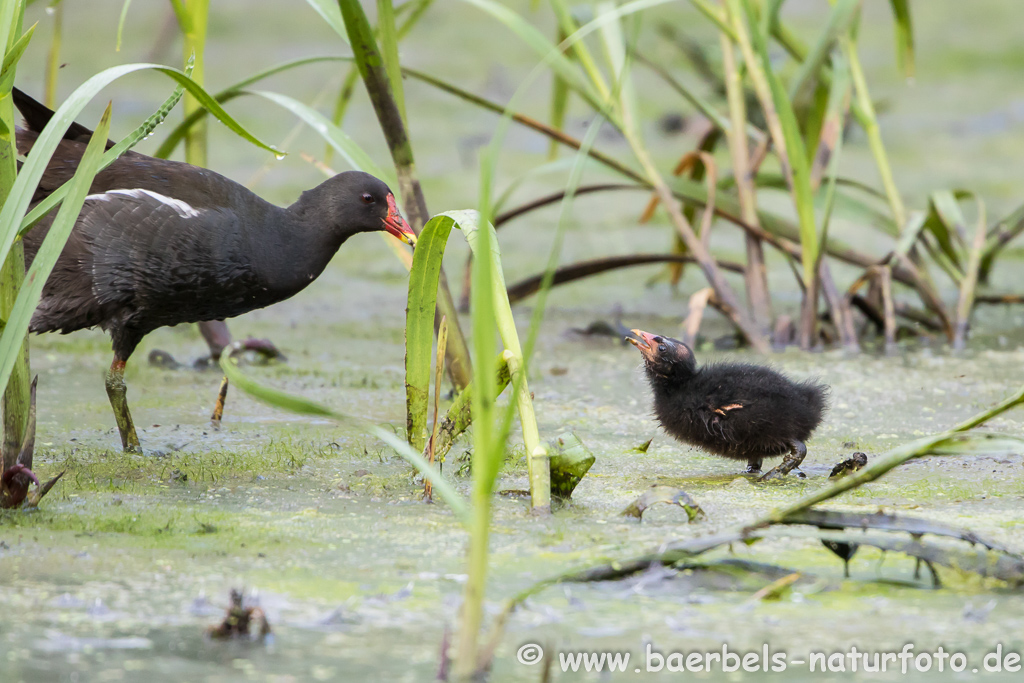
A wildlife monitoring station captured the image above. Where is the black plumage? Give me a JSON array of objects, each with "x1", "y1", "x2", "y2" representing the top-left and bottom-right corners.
[
  {"x1": 16, "y1": 88, "x2": 416, "y2": 453},
  {"x1": 628, "y1": 329, "x2": 829, "y2": 480}
]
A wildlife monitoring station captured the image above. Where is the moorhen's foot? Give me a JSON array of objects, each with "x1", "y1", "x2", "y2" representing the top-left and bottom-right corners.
[
  {"x1": 758, "y1": 440, "x2": 807, "y2": 482},
  {"x1": 211, "y1": 376, "x2": 229, "y2": 425},
  {"x1": 1, "y1": 464, "x2": 39, "y2": 509},
  {"x1": 1, "y1": 463, "x2": 39, "y2": 489},
  {"x1": 745, "y1": 459, "x2": 762, "y2": 474},
  {"x1": 148, "y1": 349, "x2": 183, "y2": 370},
  {"x1": 194, "y1": 337, "x2": 287, "y2": 369}
]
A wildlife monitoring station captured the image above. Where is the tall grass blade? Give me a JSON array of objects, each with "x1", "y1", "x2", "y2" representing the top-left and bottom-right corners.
[
  {"x1": 468, "y1": 0, "x2": 607, "y2": 115},
  {"x1": 175, "y1": 0, "x2": 209, "y2": 167},
  {"x1": 0, "y1": 103, "x2": 111, "y2": 404},
  {"x1": 115, "y1": 0, "x2": 132, "y2": 52},
  {"x1": 304, "y1": 0, "x2": 349, "y2": 43},
  {"x1": 249, "y1": 89, "x2": 393, "y2": 187},
  {"x1": 889, "y1": 0, "x2": 914, "y2": 78},
  {"x1": 546, "y1": 27, "x2": 570, "y2": 160},
  {"x1": 339, "y1": 0, "x2": 473, "y2": 391},
  {"x1": 376, "y1": 0, "x2": 406, "y2": 123},
  {"x1": 841, "y1": 33, "x2": 906, "y2": 229},
  {"x1": 548, "y1": 0, "x2": 609, "y2": 102},
  {"x1": 153, "y1": 55, "x2": 349, "y2": 159},
  {"x1": 0, "y1": 0, "x2": 26, "y2": 466},
  {"x1": 405, "y1": 214, "x2": 457, "y2": 451},
  {"x1": 0, "y1": 23, "x2": 34, "y2": 94},
  {"x1": 786, "y1": 0, "x2": 859, "y2": 107}
]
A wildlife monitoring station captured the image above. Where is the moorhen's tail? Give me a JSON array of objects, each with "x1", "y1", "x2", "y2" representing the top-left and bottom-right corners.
[
  {"x1": 12, "y1": 87, "x2": 98, "y2": 142},
  {"x1": 800, "y1": 380, "x2": 830, "y2": 431}
]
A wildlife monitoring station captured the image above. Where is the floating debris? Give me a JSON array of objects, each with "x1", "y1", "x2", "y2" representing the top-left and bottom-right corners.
[
  {"x1": 207, "y1": 589, "x2": 271, "y2": 642},
  {"x1": 621, "y1": 485, "x2": 705, "y2": 522},
  {"x1": 829, "y1": 452, "x2": 868, "y2": 478}
]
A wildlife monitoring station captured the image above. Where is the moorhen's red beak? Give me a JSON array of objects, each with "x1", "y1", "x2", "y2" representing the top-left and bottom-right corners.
[
  {"x1": 383, "y1": 193, "x2": 417, "y2": 246},
  {"x1": 627, "y1": 328, "x2": 661, "y2": 360}
]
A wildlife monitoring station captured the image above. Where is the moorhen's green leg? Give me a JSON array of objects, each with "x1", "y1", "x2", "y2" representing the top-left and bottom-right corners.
[
  {"x1": 745, "y1": 458, "x2": 762, "y2": 474},
  {"x1": 759, "y1": 439, "x2": 807, "y2": 482},
  {"x1": 105, "y1": 358, "x2": 142, "y2": 453}
]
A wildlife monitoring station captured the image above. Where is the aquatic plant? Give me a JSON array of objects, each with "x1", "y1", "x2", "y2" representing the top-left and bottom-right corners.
[{"x1": 400, "y1": 0, "x2": 1023, "y2": 352}]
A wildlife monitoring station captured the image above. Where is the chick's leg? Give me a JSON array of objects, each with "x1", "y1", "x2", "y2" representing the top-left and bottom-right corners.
[{"x1": 758, "y1": 440, "x2": 806, "y2": 482}]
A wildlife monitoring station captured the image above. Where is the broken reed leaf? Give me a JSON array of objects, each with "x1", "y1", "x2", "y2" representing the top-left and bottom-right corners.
[
  {"x1": 424, "y1": 355, "x2": 511, "y2": 464},
  {"x1": 631, "y1": 438, "x2": 653, "y2": 454},
  {"x1": 621, "y1": 485, "x2": 705, "y2": 522},
  {"x1": 548, "y1": 432, "x2": 595, "y2": 500}
]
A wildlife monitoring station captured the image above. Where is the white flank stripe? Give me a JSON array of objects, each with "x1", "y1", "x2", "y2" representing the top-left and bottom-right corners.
[{"x1": 86, "y1": 188, "x2": 201, "y2": 218}]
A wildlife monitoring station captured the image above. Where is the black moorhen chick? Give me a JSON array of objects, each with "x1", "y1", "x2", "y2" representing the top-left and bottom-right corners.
[
  {"x1": 16, "y1": 88, "x2": 416, "y2": 453},
  {"x1": 628, "y1": 329, "x2": 828, "y2": 481}
]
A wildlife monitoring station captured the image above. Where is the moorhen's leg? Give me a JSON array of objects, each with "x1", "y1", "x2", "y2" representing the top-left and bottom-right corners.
[
  {"x1": 745, "y1": 458, "x2": 762, "y2": 474},
  {"x1": 758, "y1": 440, "x2": 807, "y2": 482},
  {"x1": 211, "y1": 376, "x2": 229, "y2": 425},
  {"x1": 199, "y1": 320, "x2": 232, "y2": 360},
  {"x1": 105, "y1": 357, "x2": 142, "y2": 453}
]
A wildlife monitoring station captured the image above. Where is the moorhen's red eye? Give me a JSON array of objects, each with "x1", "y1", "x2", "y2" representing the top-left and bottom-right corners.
[{"x1": 361, "y1": 193, "x2": 375, "y2": 204}]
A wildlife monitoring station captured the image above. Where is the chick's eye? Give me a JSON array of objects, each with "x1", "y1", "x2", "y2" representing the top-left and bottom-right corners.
[{"x1": 361, "y1": 193, "x2": 375, "y2": 204}]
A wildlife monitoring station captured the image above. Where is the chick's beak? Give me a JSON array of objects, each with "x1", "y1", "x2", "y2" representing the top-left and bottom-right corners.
[
  {"x1": 626, "y1": 328, "x2": 660, "y2": 359},
  {"x1": 383, "y1": 193, "x2": 417, "y2": 246}
]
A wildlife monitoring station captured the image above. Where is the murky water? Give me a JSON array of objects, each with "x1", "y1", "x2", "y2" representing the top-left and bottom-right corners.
[{"x1": 6, "y1": 0, "x2": 1024, "y2": 681}]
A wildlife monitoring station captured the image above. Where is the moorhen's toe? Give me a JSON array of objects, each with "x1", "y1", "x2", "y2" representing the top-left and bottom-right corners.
[
  {"x1": 239, "y1": 337, "x2": 288, "y2": 362},
  {"x1": 148, "y1": 349, "x2": 183, "y2": 370}
]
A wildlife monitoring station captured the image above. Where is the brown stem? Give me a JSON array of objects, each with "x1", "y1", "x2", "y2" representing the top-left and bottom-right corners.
[
  {"x1": 878, "y1": 266, "x2": 897, "y2": 353},
  {"x1": 343, "y1": 9, "x2": 472, "y2": 390},
  {"x1": 506, "y1": 254, "x2": 745, "y2": 305}
]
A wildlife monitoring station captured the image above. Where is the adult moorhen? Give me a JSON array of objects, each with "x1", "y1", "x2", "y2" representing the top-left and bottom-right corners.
[
  {"x1": 16, "y1": 88, "x2": 416, "y2": 454},
  {"x1": 13, "y1": 89, "x2": 285, "y2": 369},
  {"x1": 627, "y1": 329, "x2": 828, "y2": 481}
]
